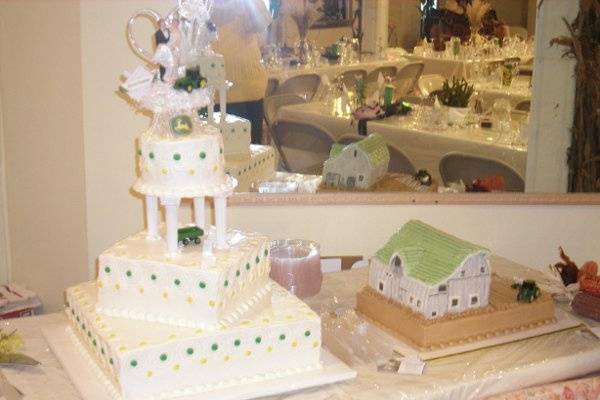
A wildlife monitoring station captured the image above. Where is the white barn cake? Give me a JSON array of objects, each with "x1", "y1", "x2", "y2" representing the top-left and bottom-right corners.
[{"x1": 65, "y1": 2, "x2": 321, "y2": 398}]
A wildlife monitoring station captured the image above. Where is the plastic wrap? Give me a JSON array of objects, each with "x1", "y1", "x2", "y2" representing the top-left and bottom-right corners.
[{"x1": 270, "y1": 239, "x2": 323, "y2": 298}]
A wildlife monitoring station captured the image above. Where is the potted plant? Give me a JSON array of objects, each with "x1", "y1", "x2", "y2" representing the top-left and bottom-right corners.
[{"x1": 438, "y1": 77, "x2": 474, "y2": 126}]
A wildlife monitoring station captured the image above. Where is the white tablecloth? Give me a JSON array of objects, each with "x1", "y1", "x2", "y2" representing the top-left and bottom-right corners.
[
  {"x1": 474, "y1": 80, "x2": 532, "y2": 109},
  {"x1": 277, "y1": 102, "x2": 527, "y2": 182},
  {"x1": 402, "y1": 55, "x2": 500, "y2": 79},
  {"x1": 3, "y1": 257, "x2": 600, "y2": 399}
]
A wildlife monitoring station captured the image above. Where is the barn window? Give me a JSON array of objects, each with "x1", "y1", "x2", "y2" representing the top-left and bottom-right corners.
[
  {"x1": 409, "y1": 296, "x2": 414, "y2": 304},
  {"x1": 393, "y1": 256, "x2": 402, "y2": 267},
  {"x1": 438, "y1": 284, "x2": 447, "y2": 292},
  {"x1": 470, "y1": 295, "x2": 479, "y2": 307},
  {"x1": 450, "y1": 297, "x2": 460, "y2": 308},
  {"x1": 431, "y1": 311, "x2": 437, "y2": 317},
  {"x1": 353, "y1": 150, "x2": 358, "y2": 157},
  {"x1": 358, "y1": 175, "x2": 364, "y2": 182},
  {"x1": 416, "y1": 300, "x2": 421, "y2": 307},
  {"x1": 460, "y1": 270, "x2": 465, "y2": 277},
  {"x1": 480, "y1": 266, "x2": 486, "y2": 274},
  {"x1": 378, "y1": 282, "x2": 384, "y2": 292}
]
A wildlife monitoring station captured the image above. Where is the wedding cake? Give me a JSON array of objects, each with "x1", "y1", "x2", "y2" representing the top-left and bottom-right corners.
[{"x1": 65, "y1": 2, "x2": 320, "y2": 398}]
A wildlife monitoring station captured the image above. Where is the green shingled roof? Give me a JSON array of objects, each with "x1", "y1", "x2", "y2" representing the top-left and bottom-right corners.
[
  {"x1": 375, "y1": 220, "x2": 490, "y2": 286},
  {"x1": 328, "y1": 134, "x2": 389, "y2": 166}
]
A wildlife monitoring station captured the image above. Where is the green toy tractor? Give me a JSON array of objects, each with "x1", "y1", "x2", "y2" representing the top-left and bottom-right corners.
[
  {"x1": 177, "y1": 226, "x2": 204, "y2": 247},
  {"x1": 511, "y1": 279, "x2": 541, "y2": 303}
]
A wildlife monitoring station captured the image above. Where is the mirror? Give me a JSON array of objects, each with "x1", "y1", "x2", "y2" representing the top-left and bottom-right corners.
[{"x1": 227, "y1": 0, "x2": 580, "y2": 197}]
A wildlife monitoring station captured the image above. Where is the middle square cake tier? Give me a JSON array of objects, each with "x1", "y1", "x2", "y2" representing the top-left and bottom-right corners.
[{"x1": 96, "y1": 229, "x2": 272, "y2": 329}]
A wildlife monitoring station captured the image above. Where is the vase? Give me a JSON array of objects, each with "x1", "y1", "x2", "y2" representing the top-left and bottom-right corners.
[
  {"x1": 296, "y1": 37, "x2": 313, "y2": 65},
  {"x1": 447, "y1": 107, "x2": 469, "y2": 126}
]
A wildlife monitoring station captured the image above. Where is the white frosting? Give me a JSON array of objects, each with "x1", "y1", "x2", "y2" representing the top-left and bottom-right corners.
[
  {"x1": 209, "y1": 113, "x2": 251, "y2": 156},
  {"x1": 134, "y1": 122, "x2": 236, "y2": 198},
  {"x1": 197, "y1": 54, "x2": 226, "y2": 86},
  {"x1": 66, "y1": 282, "x2": 322, "y2": 400},
  {"x1": 96, "y1": 229, "x2": 272, "y2": 329},
  {"x1": 225, "y1": 145, "x2": 277, "y2": 192},
  {"x1": 140, "y1": 82, "x2": 213, "y2": 114}
]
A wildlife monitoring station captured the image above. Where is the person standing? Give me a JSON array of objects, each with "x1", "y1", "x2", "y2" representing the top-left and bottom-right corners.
[{"x1": 212, "y1": 0, "x2": 272, "y2": 144}]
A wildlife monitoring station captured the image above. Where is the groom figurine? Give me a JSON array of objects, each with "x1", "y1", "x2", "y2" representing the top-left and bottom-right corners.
[{"x1": 154, "y1": 19, "x2": 171, "y2": 80}]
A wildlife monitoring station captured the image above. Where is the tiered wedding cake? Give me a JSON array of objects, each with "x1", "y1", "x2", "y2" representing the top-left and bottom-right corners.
[{"x1": 65, "y1": 2, "x2": 320, "y2": 398}]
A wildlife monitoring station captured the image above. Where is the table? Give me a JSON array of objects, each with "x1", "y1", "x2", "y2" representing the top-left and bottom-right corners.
[
  {"x1": 474, "y1": 78, "x2": 532, "y2": 109},
  {"x1": 3, "y1": 257, "x2": 600, "y2": 399},
  {"x1": 267, "y1": 55, "x2": 408, "y2": 87},
  {"x1": 403, "y1": 54, "x2": 503, "y2": 80},
  {"x1": 277, "y1": 102, "x2": 527, "y2": 182}
]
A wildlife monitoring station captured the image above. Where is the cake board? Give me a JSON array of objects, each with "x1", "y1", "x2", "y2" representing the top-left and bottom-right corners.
[{"x1": 42, "y1": 323, "x2": 356, "y2": 400}]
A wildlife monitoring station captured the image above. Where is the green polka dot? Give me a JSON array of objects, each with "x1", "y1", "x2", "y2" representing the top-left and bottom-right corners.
[
  {"x1": 173, "y1": 153, "x2": 181, "y2": 161},
  {"x1": 130, "y1": 360, "x2": 138, "y2": 367},
  {"x1": 224, "y1": 280, "x2": 229, "y2": 287},
  {"x1": 151, "y1": 274, "x2": 157, "y2": 281},
  {"x1": 236, "y1": 270, "x2": 240, "y2": 277},
  {"x1": 174, "y1": 279, "x2": 181, "y2": 286},
  {"x1": 76, "y1": 316, "x2": 80, "y2": 322},
  {"x1": 199, "y1": 152, "x2": 206, "y2": 160},
  {"x1": 234, "y1": 339, "x2": 241, "y2": 347},
  {"x1": 231, "y1": 128, "x2": 235, "y2": 133},
  {"x1": 137, "y1": 150, "x2": 142, "y2": 156},
  {"x1": 211, "y1": 63, "x2": 215, "y2": 68},
  {"x1": 92, "y1": 339, "x2": 97, "y2": 346},
  {"x1": 186, "y1": 348, "x2": 194, "y2": 355},
  {"x1": 279, "y1": 334, "x2": 286, "y2": 341},
  {"x1": 101, "y1": 348, "x2": 105, "y2": 355},
  {"x1": 246, "y1": 263, "x2": 250, "y2": 270},
  {"x1": 126, "y1": 270, "x2": 132, "y2": 278},
  {"x1": 211, "y1": 343, "x2": 218, "y2": 351},
  {"x1": 149, "y1": 152, "x2": 155, "y2": 159},
  {"x1": 109, "y1": 358, "x2": 114, "y2": 365},
  {"x1": 255, "y1": 336, "x2": 262, "y2": 344},
  {"x1": 104, "y1": 266, "x2": 111, "y2": 273},
  {"x1": 255, "y1": 256, "x2": 260, "y2": 264},
  {"x1": 304, "y1": 330, "x2": 311, "y2": 337},
  {"x1": 87, "y1": 331, "x2": 92, "y2": 338},
  {"x1": 199, "y1": 281, "x2": 206, "y2": 289},
  {"x1": 160, "y1": 354, "x2": 167, "y2": 362},
  {"x1": 220, "y1": 148, "x2": 223, "y2": 154},
  {"x1": 82, "y1": 324, "x2": 86, "y2": 330},
  {"x1": 264, "y1": 249, "x2": 268, "y2": 256}
]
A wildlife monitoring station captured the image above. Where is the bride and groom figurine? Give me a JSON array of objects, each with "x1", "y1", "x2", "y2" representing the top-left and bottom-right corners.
[{"x1": 153, "y1": 18, "x2": 182, "y2": 82}]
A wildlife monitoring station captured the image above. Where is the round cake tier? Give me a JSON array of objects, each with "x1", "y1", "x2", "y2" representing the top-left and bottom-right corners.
[{"x1": 134, "y1": 124, "x2": 236, "y2": 198}]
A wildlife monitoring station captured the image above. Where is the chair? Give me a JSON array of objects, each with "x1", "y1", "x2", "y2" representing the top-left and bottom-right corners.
[
  {"x1": 336, "y1": 134, "x2": 416, "y2": 175},
  {"x1": 417, "y1": 74, "x2": 445, "y2": 97},
  {"x1": 394, "y1": 62, "x2": 425, "y2": 97},
  {"x1": 366, "y1": 66, "x2": 398, "y2": 86},
  {"x1": 263, "y1": 94, "x2": 307, "y2": 128},
  {"x1": 265, "y1": 78, "x2": 279, "y2": 97},
  {"x1": 273, "y1": 74, "x2": 321, "y2": 101},
  {"x1": 439, "y1": 153, "x2": 525, "y2": 192},
  {"x1": 271, "y1": 120, "x2": 335, "y2": 174},
  {"x1": 515, "y1": 100, "x2": 530, "y2": 112},
  {"x1": 335, "y1": 69, "x2": 367, "y2": 91},
  {"x1": 508, "y1": 26, "x2": 528, "y2": 40}
]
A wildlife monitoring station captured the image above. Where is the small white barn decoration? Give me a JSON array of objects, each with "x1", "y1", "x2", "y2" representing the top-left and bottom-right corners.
[
  {"x1": 323, "y1": 133, "x2": 389, "y2": 190},
  {"x1": 368, "y1": 220, "x2": 491, "y2": 320}
]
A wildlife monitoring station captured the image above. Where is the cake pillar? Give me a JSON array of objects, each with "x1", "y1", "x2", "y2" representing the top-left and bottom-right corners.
[
  {"x1": 145, "y1": 195, "x2": 159, "y2": 239},
  {"x1": 214, "y1": 195, "x2": 228, "y2": 249},
  {"x1": 219, "y1": 86, "x2": 227, "y2": 124},
  {"x1": 160, "y1": 197, "x2": 181, "y2": 254},
  {"x1": 193, "y1": 197, "x2": 205, "y2": 229},
  {"x1": 207, "y1": 100, "x2": 214, "y2": 123}
]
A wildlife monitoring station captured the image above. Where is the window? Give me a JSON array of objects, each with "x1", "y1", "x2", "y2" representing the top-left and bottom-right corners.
[
  {"x1": 393, "y1": 256, "x2": 402, "y2": 267},
  {"x1": 460, "y1": 270, "x2": 465, "y2": 277},
  {"x1": 358, "y1": 175, "x2": 364, "y2": 182},
  {"x1": 353, "y1": 150, "x2": 358, "y2": 157},
  {"x1": 346, "y1": 176, "x2": 356, "y2": 188},
  {"x1": 450, "y1": 297, "x2": 460, "y2": 308},
  {"x1": 438, "y1": 284, "x2": 447, "y2": 292},
  {"x1": 469, "y1": 294, "x2": 480, "y2": 307},
  {"x1": 410, "y1": 296, "x2": 414, "y2": 304},
  {"x1": 379, "y1": 282, "x2": 384, "y2": 292},
  {"x1": 416, "y1": 300, "x2": 421, "y2": 307},
  {"x1": 431, "y1": 311, "x2": 437, "y2": 317},
  {"x1": 480, "y1": 266, "x2": 486, "y2": 274}
]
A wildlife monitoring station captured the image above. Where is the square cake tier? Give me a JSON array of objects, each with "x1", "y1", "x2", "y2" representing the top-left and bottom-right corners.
[
  {"x1": 96, "y1": 229, "x2": 271, "y2": 329},
  {"x1": 66, "y1": 282, "x2": 322, "y2": 400},
  {"x1": 209, "y1": 112, "x2": 251, "y2": 156},
  {"x1": 225, "y1": 145, "x2": 277, "y2": 192}
]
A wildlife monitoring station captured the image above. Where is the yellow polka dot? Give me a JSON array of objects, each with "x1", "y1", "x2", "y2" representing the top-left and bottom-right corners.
[
  {"x1": 97, "y1": 281, "x2": 104, "y2": 288},
  {"x1": 195, "y1": 329, "x2": 204, "y2": 335},
  {"x1": 139, "y1": 341, "x2": 147, "y2": 347},
  {"x1": 162, "y1": 292, "x2": 169, "y2": 300},
  {"x1": 139, "y1": 287, "x2": 144, "y2": 294},
  {"x1": 312, "y1": 341, "x2": 320, "y2": 348},
  {"x1": 218, "y1": 301, "x2": 223, "y2": 308},
  {"x1": 262, "y1": 318, "x2": 271, "y2": 324},
  {"x1": 109, "y1": 333, "x2": 117, "y2": 339},
  {"x1": 100, "y1": 324, "x2": 107, "y2": 329},
  {"x1": 188, "y1": 169, "x2": 195, "y2": 176},
  {"x1": 186, "y1": 296, "x2": 194, "y2": 304},
  {"x1": 213, "y1": 165, "x2": 218, "y2": 172},
  {"x1": 169, "y1": 334, "x2": 177, "y2": 340},
  {"x1": 245, "y1": 351, "x2": 252, "y2": 357},
  {"x1": 146, "y1": 370, "x2": 153, "y2": 378},
  {"x1": 267, "y1": 346, "x2": 273, "y2": 353},
  {"x1": 118, "y1": 346, "x2": 127, "y2": 352},
  {"x1": 291, "y1": 341, "x2": 298, "y2": 348},
  {"x1": 200, "y1": 358, "x2": 207, "y2": 364},
  {"x1": 240, "y1": 320, "x2": 250, "y2": 326},
  {"x1": 208, "y1": 300, "x2": 216, "y2": 307},
  {"x1": 161, "y1": 168, "x2": 168, "y2": 175},
  {"x1": 114, "y1": 283, "x2": 120, "y2": 290},
  {"x1": 95, "y1": 316, "x2": 102, "y2": 322},
  {"x1": 224, "y1": 355, "x2": 230, "y2": 362},
  {"x1": 173, "y1": 364, "x2": 180, "y2": 371},
  {"x1": 285, "y1": 315, "x2": 294, "y2": 320}
]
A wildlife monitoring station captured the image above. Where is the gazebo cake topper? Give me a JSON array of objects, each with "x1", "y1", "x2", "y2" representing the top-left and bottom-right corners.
[{"x1": 119, "y1": 0, "x2": 238, "y2": 255}]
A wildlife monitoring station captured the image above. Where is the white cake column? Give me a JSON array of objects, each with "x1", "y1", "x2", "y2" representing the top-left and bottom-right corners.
[
  {"x1": 207, "y1": 100, "x2": 214, "y2": 123},
  {"x1": 160, "y1": 196, "x2": 181, "y2": 254},
  {"x1": 219, "y1": 85, "x2": 227, "y2": 124},
  {"x1": 214, "y1": 194, "x2": 228, "y2": 249},
  {"x1": 193, "y1": 197, "x2": 205, "y2": 229},
  {"x1": 145, "y1": 195, "x2": 159, "y2": 239}
]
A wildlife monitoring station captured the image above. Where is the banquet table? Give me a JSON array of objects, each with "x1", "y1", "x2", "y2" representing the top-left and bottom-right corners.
[
  {"x1": 474, "y1": 78, "x2": 532, "y2": 109},
  {"x1": 2, "y1": 257, "x2": 600, "y2": 399},
  {"x1": 403, "y1": 54, "x2": 503, "y2": 80},
  {"x1": 277, "y1": 102, "x2": 527, "y2": 182}
]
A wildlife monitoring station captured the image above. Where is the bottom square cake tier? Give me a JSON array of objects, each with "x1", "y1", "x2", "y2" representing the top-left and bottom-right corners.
[
  {"x1": 66, "y1": 281, "x2": 322, "y2": 400},
  {"x1": 225, "y1": 145, "x2": 277, "y2": 192}
]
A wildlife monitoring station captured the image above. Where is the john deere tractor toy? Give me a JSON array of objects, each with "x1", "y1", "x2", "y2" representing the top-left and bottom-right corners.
[
  {"x1": 511, "y1": 279, "x2": 541, "y2": 303},
  {"x1": 177, "y1": 226, "x2": 204, "y2": 247}
]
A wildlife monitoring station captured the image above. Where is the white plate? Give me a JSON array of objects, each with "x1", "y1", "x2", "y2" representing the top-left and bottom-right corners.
[{"x1": 42, "y1": 323, "x2": 356, "y2": 400}]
